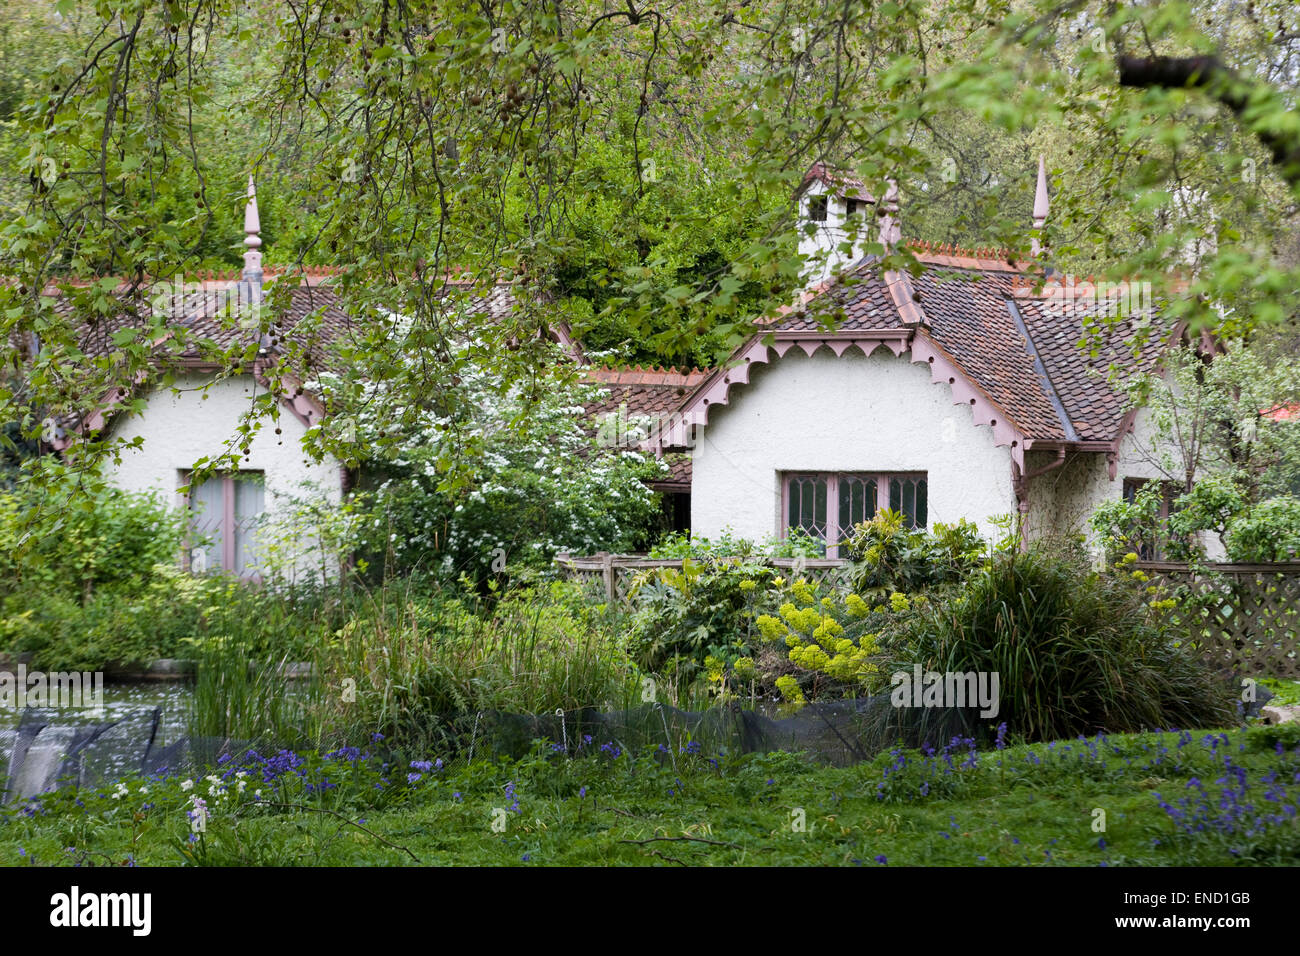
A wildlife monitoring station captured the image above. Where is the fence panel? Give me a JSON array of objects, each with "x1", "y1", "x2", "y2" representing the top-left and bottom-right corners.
[
  {"x1": 554, "y1": 552, "x2": 848, "y2": 609},
  {"x1": 1137, "y1": 561, "x2": 1300, "y2": 679}
]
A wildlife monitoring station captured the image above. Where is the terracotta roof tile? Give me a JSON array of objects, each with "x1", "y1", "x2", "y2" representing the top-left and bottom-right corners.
[
  {"x1": 800, "y1": 162, "x2": 872, "y2": 199},
  {"x1": 580, "y1": 370, "x2": 705, "y2": 488},
  {"x1": 765, "y1": 256, "x2": 1171, "y2": 443},
  {"x1": 1015, "y1": 295, "x2": 1166, "y2": 442},
  {"x1": 64, "y1": 279, "x2": 517, "y2": 378}
]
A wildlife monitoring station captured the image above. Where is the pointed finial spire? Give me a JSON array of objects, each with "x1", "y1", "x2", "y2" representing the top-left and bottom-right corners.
[
  {"x1": 878, "y1": 178, "x2": 900, "y2": 251},
  {"x1": 240, "y1": 175, "x2": 266, "y2": 346},
  {"x1": 243, "y1": 175, "x2": 263, "y2": 282},
  {"x1": 1031, "y1": 155, "x2": 1049, "y2": 257}
]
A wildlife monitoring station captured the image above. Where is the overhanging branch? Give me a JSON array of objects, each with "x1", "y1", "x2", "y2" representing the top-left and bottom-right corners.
[{"x1": 1117, "y1": 54, "x2": 1300, "y2": 190}]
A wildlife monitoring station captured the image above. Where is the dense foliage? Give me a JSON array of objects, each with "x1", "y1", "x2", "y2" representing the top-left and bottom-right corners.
[
  {"x1": 1090, "y1": 341, "x2": 1300, "y2": 561},
  {"x1": 5, "y1": 0, "x2": 1300, "y2": 516},
  {"x1": 310, "y1": 323, "x2": 668, "y2": 582}
]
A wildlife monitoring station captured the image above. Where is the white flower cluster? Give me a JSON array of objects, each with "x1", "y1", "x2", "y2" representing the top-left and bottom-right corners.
[{"x1": 304, "y1": 316, "x2": 670, "y2": 570}]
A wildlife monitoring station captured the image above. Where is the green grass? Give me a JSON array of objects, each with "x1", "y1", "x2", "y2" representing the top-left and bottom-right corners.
[
  {"x1": 1260, "y1": 679, "x2": 1300, "y2": 707},
  {"x1": 3, "y1": 725, "x2": 1298, "y2": 866}
]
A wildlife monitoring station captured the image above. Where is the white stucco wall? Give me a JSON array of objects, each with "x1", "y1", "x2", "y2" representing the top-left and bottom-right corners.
[
  {"x1": 1023, "y1": 450, "x2": 1106, "y2": 545},
  {"x1": 1030, "y1": 405, "x2": 1227, "y2": 561},
  {"x1": 690, "y1": 347, "x2": 1017, "y2": 543},
  {"x1": 797, "y1": 181, "x2": 869, "y2": 285},
  {"x1": 102, "y1": 373, "x2": 345, "y2": 582}
]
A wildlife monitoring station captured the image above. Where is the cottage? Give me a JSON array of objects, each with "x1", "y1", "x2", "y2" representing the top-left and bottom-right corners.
[
  {"x1": 50, "y1": 179, "x2": 520, "y2": 581},
  {"x1": 53, "y1": 164, "x2": 1218, "y2": 574},
  {"x1": 654, "y1": 160, "x2": 1219, "y2": 559}
]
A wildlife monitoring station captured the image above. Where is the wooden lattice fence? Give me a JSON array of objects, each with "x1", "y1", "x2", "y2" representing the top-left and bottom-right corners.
[
  {"x1": 1137, "y1": 561, "x2": 1300, "y2": 680},
  {"x1": 553, "y1": 552, "x2": 848, "y2": 608},
  {"x1": 555, "y1": 554, "x2": 1300, "y2": 679}
]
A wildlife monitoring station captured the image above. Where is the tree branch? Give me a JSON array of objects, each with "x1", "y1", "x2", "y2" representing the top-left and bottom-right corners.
[{"x1": 1117, "y1": 54, "x2": 1300, "y2": 189}]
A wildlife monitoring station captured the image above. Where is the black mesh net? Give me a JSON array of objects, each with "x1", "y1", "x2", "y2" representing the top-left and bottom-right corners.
[{"x1": 3, "y1": 696, "x2": 1001, "y2": 801}]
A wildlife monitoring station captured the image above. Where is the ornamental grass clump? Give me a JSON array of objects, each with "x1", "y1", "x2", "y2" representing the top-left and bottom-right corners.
[{"x1": 892, "y1": 546, "x2": 1235, "y2": 743}]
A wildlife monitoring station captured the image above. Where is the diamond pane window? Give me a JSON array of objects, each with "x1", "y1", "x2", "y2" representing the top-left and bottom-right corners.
[
  {"x1": 889, "y1": 475, "x2": 928, "y2": 530},
  {"x1": 786, "y1": 474, "x2": 828, "y2": 544},
  {"x1": 837, "y1": 474, "x2": 877, "y2": 543},
  {"x1": 782, "y1": 472, "x2": 927, "y2": 558}
]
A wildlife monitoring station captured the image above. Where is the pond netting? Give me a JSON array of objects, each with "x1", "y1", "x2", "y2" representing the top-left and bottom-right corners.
[
  {"x1": 3, "y1": 707, "x2": 164, "y2": 802},
  {"x1": 2, "y1": 696, "x2": 1005, "y2": 802}
]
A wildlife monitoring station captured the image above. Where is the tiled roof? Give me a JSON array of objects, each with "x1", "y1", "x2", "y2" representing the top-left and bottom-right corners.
[
  {"x1": 799, "y1": 162, "x2": 872, "y2": 199},
  {"x1": 64, "y1": 278, "x2": 517, "y2": 378},
  {"x1": 582, "y1": 366, "x2": 708, "y2": 410},
  {"x1": 581, "y1": 366, "x2": 707, "y2": 488},
  {"x1": 46, "y1": 277, "x2": 519, "y2": 443},
  {"x1": 912, "y1": 266, "x2": 1069, "y2": 440},
  {"x1": 274, "y1": 281, "x2": 517, "y2": 377},
  {"x1": 1014, "y1": 295, "x2": 1166, "y2": 442},
  {"x1": 758, "y1": 248, "x2": 1172, "y2": 444}
]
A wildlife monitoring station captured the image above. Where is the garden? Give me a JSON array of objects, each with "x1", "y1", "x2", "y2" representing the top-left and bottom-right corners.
[
  {"x1": 3, "y1": 0, "x2": 1300, "y2": 876},
  {"x1": 2, "y1": 460, "x2": 1298, "y2": 866}
]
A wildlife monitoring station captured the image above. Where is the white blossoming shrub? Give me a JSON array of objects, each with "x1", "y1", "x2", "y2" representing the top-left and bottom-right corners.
[{"x1": 308, "y1": 316, "x2": 668, "y2": 582}]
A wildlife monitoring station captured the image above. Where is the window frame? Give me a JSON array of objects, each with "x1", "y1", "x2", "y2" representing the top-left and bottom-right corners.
[
  {"x1": 781, "y1": 471, "x2": 927, "y2": 558},
  {"x1": 1121, "y1": 476, "x2": 1184, "y2": 561},
  {"x1": 180, "y1": 469, "x2": 266, "y2": 580}
]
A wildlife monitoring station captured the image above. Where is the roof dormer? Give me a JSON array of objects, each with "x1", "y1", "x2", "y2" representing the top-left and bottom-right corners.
[{"x1": 796, "y1": 163, "x2": 875, "y2": 286}]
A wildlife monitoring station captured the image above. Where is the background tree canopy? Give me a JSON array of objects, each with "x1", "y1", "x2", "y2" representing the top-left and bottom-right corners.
[{"x1": 2, "y1": 0, "x2": 1299, "y2": 501}]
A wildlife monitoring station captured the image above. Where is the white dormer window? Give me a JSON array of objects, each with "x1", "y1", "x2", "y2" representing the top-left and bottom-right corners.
[{"x1": 808, "y1": 195, "x2": 828, "y2": 222}]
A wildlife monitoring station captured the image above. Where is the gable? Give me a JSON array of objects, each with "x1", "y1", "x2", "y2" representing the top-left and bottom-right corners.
[
  {"x1": 669, "y1": 246, "x2": 1177, "y2": 461},
  {"x1": 689, "y1": 346, "x2": 1016, "y2": 542}
]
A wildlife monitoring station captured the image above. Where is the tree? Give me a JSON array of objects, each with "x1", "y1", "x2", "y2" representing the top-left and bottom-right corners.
[
  {"x1": 310, "y1": 313, "x2": 668, "y2": 580},
  {"x1": 2, "y1": 0, "x2": 1299, "y2": 531},
  {"x1": 1092, "y1": 339, "x2": 1300, "y2": 559}
]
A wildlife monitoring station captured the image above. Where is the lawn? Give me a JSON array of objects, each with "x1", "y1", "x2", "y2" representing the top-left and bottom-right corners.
[{"x1": 2, "y1": 723, "x2": 1298, "y2": 867}]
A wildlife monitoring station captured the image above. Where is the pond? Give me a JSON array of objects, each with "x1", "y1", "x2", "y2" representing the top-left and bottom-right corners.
[{"x1": 0, "y1": 681, "x2": 193, "y2": 802}]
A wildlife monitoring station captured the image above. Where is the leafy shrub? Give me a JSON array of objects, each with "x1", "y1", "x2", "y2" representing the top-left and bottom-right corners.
[
  {"x1": 625, "y1": 557, "x2": 773, "y2": 678},
  {"x1": 844, "y1": 511, "x2": 987, "y2": 598},
  {"x1": 317, "y1": 342, "x2": 668, "y2": 584},
  {"x1": 890, "y1": 546, "x2": 1235, "y2": 743},
  {"x1": 626, "y1": 517, "x2": 987, "y2": 700},
  {"x1": 647, "y1": 528, "x2": 824, "y2": 559},
  {"x1": 1223, "y1": 496, "x2": 1300, "y2": 561},
  {"x1": 1091, "y1": 476, "x2": 1300, "y2": 562},
  {"x1": 752, "y1": 578, "x2": 893, "y2": 703},
  {"x1": 3, "y1": 567, "x2": 332, "y2": 671},
  {"x1": 0, "y1": 476, "x2": 185, "y2": 601}
]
